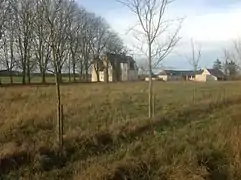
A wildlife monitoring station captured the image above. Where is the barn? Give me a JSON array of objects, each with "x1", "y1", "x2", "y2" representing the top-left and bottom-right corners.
[{"x1": 195, "y1": 68, "x2": 225, "y2": 82}]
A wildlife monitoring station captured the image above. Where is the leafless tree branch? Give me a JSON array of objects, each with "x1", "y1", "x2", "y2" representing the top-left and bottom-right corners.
[
  {"x1": 117, "y1": 0, "x2": 183, "y2": 118},
  {"x1": 186, "y1": 38, "x2": 201, "y2": 71}
]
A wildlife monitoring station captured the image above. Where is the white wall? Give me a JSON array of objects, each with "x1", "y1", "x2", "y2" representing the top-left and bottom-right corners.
[
  {"x1": 99, "y1": 71, "x2": 104, "y2": 82},
  {"x1": 195, "y1": 74, "x2": 207, "y2": 82},
  {"x1": 128, "y1": 70, "x2": 138, "y2": 81},
  {"x1": 145, "y1": 77, "x2": 158, "y2": 81},
  {"x1": 108, "y1": 68, "x2": 113, "y2": 82},
  {"x1": 158, "y1": 75, "x2": 182, "y2": 81},
  {"x1": 189, "y1": 76, "x2": 195, "y2": 81},
  {"x1": 202, "y1": 69, "x2": 211, "y2": 76},
  {"x1": 121, "y1": 63, "x2": 128, "y2": 81},
  {"x1": 93, "y1": 61, "x2": 138, "y2": 82},
  {"x1": 195, "y1": 69, "x2": 218, "y2": 82},
  {"x1": 96, "y1": 65, "x2": 114, "y2": 82},
  {"x1": 158, "y1": 75, "x2": 168, "y2": 81},
  {"x1": 91, "y1": 64, "x2": 98, "y2": 82}
]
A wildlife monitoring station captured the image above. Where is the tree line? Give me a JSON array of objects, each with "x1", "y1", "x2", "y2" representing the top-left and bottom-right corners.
[
  {"x1": 0, "y1": 0, "x2": 126, "y2": 84},
  {"x1": 213, "y1": 58, "x2": 239, "y2": 79},
  {"x1": 210, "y1": 40, "x2": 241, "y2": 79},
  {"x1": 186, "y1": 38, "x2": 241, "y2": 79}
]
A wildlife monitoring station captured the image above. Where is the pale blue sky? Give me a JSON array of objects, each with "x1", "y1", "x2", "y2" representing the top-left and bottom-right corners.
[
  {"x1": 78, "y1": 0, "x2": 240, "y2": 12},
  {"x1": 77, "y1": 0, "x2": 241, "y2": 70}
]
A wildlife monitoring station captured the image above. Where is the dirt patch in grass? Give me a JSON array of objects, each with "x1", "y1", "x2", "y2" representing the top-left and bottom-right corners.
[{"x1": 197, "y1": 149, "x2": 229, "y2": 180}]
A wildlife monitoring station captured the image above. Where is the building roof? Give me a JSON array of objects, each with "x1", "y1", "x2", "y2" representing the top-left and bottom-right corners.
[
  {"x1": 144, "y1": 72, "x2": 157, "y2": 78},
  {"x1": 106, "y1": 53, "x2": 133, "y2": 63},
  {"x1": 0, "y1": 70, "x2": 21, "y2": 75},
  {"x1": 158, "y1": 68, "x2": 225, "y2": 78},
  {"x1": 159, "y1": 70, "x2": 203, "y2": 76},
  {"x1": 106, "y1": 53, "x2": 137, "y2": 70},
  {"x1": 93, "y1": 53, "x2": 137, "y2": 71},
  {"x1": 206, "y1": 69, "x2": 225, "y2": 78}
]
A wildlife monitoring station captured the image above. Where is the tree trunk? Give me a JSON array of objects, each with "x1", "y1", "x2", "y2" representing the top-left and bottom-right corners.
[
  {"x1": 96, "y1": 70, "x2": 100, "y2": 82},
  {"x1": 104, "y1": 56, "x2": 109, "y2": 83},
  {"x1": 104, "y1": 66, "x2": 109, "y2": 83},
  {"x1": 148, "y1": 42, "x2": 153, "y2": 118},
  {"x1": 58, "y1": 69, "x2": 62, "y2": 83},
  {"x1": 9, "y1": 71, "x2": 13, "y2": 84},
  {"x1": 27, "y1": 62, "x2": 31, "y2": 84},
  {"x1": 73, "y1": 63, "x2": 76, "y2": 82},
  {"x1": 22, "y1": 64, "x2": 26, "y2": 84},
  {"x1": 85, "y1": 69, "x2": 88, "y2": 82},
  {"x1": 72, "y1": 54, "x2": 76, "y2": 82},
  {"x1": 55, "y1": 69, "x2": 62, "y2": 148},
  {"x1": 68, "y1": 66, "x2": 71, "y2": 83},
  {"x1": 52, "y1": 45, "x2": 63, "y2": 148},
  {"x1": 10, "y1": 37, "x2": 14, "y2": 84},
  {"x1": 85, "y1": 61, "x2": 88, "y2": 82},
  {"x1": 41, "y1": 71, "x2": 46, "y2": 83},
  {"x1": 79, "y1": 65, "x2": 83, "y2": 81},
  {"x1": 68, "y1": 57, "x2": 71, "y2": 82}
]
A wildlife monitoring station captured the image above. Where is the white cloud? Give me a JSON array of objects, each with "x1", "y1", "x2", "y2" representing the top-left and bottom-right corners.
[
  {"x1": 106, "y1": 5, "x2": 241, "y2": 56},
  {"x1": 81, "y1": 0, "x2": 241, "y2": 68},
  {"x1": 182, "y1": 10, "x2": 241, "y2": 42}
]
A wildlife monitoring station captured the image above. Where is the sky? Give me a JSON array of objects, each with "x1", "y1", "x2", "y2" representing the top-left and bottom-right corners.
[{"x1": 77, "y1": 0, "x2": 241, "y2": 70}]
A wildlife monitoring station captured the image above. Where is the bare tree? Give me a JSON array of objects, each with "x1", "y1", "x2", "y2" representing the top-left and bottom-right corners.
[
  {"x1": 47, "y1": 0, "x2": 73, "y2": 82},
  {"x1": 12, "y1": 0, "x2": 36, "y2": 84},
  {"x1": 79, "y1": 12, "x2": 97, "y2": 81},
  {"x1": 105, "y1": 31, "x2": 126, "y2": 54},
  {"x1": 1, "y1": 0, "x2": 125, "y2": 86},
  {"x1": 0, "y1": 29, "x2": 16, "y2": 83},
  {"x1": 223, "y1": 49, "x2": 231, "y2": 76},
  {"x1": 0, "y1": 0, "x2": 10, "y2": 84},
  {"x1": 68, "y1": 6, "x2": 84, "y2": 82},
  {"x1": 90, "y1": 18, "x2": 126, "y2": 82},
  {"x1": 90, "y1": 17, "x2": 110, "y2": 55},
  {"x1": 65, "y1": 49, "x2": 72, "y2": 82},
  {"x1": 33, "y1": 0, "x2": 51, "y2": 83},
  {"x1": 45, "y1": 0, "x2": 74, "y2": 147},
  {"x1": 138, "y1": 59, "x2": 149, "y2": 75},
  {"x1": 45, "y1": 0, "x2": 63, "y2": 147},
  {"x1": 117, "y1": 0, "x2": 182, "y2": 118},
  {"x1": 186, "y1": 39, "x2": 201, "y2": 72},
  {"x1": 0, "y1": 3, "x2": 16, "y2": 83},
  {"x1": 223, "y1": 40, "x2": 241, "y2": 77},
  {"x1": 232, "y1": 39, "x2": 241, "y2": 68},
  {"x1": 0, "y1": 0, "x2": 9, "y2": 40}
]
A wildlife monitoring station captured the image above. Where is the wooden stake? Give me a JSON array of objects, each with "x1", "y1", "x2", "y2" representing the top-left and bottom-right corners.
[
  {"x1": 60, "y1": 104, "x2": 64, "y2": 148},
  {"x1": 152, "y1": 93, "x2": 155, "y2": 117}
]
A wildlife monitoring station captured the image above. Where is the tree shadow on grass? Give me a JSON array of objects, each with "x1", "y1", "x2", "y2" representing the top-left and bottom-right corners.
[{"x1": 197, "y1": 149, "x2": 229, "y2": 180}]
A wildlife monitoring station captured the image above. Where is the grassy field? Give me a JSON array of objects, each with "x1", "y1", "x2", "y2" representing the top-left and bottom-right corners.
[
  {"x1": 0, "y1": 76, "x2": 79, "y2": 84},
  {"x1": 1, "y1": 81, "x2": 241, "y2": 179}
]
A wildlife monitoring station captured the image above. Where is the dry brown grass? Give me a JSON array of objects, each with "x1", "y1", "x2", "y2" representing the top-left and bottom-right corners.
[{"x1": 1, "y1": 81, "x2": 241, "y2": 179}]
